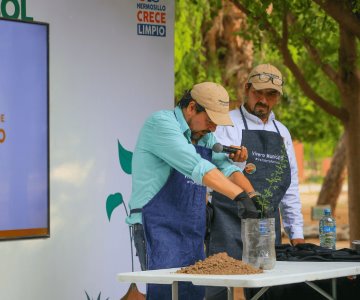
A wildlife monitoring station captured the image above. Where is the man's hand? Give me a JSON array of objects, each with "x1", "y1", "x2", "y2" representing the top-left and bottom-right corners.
[
  {"x1": 251, "y1": 195, "x2": 274, "y2": 218},
  {"x1": 291, "y1": 238, "x2": 305, "y2": 246},
  {"x1": 229, "y1": 145, "x2": 248, "y2": 162},
  {"x1": 233, "y1": 192, "x2": 260, "y2": 219}
]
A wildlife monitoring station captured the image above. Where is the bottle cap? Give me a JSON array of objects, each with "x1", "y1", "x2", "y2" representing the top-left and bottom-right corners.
[{"x1": 324, "y1": 208, "x2": 331, "y2": 214}]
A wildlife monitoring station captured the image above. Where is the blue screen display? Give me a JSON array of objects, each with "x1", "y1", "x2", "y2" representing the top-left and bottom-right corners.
[{"x1": 0, "y1": 18, "x2": 49, "y2": 238}]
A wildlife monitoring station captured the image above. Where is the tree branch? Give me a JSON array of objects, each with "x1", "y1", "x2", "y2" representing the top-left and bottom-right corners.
[
  {"x1": 282, "y1": 39, "x2": 348, "y2": 122},
  {"x1": 312, "y1": 0, "x2": 360, "y2": 40},
  {"x1": 286, "y1": 12, "x2": 340, "y2": 86},
  {"x1": 230, "y1": 0, "x2": 281, "y2": 46},
  {"x1": 302, "y1": 38, "x2": 340, "y2": 86}
]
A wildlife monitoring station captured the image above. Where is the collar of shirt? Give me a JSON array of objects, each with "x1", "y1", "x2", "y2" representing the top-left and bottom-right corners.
[
  {"x1": 174, "y1": 106, "x2": 210, "y2": 146},
  {"x1": 241, "y1": 105, "x2": 276, "y2": 125},
  {"x1": 174, "y1": 106, "x2": 190, "y2": 139}
]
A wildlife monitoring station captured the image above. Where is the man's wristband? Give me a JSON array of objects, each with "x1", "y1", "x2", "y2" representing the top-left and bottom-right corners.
[
  {"x1": 233, "y1": 191, "x2": 248, "y2": 201},
  {"x1": 247, "y1": 191, "x2": 261, "y2": 198}
]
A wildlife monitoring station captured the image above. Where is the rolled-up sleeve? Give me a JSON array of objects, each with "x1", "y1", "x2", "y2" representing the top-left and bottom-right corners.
[
  {"x1": 144, "y1": 113, "x2": 216, "y2": 184},
  {"x1": 211, "y1": 151, "x2": 242, "y2": 177},
  {"x1": 191, "y1": 160, "x2": 217, "y2": 184},
  {"x1": 207, "y1": 134, "x2": 243, "y2": 177}
]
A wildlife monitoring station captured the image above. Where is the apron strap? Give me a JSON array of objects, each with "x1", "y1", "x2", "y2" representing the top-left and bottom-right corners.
[
  {"x1": 130, "y1": 208, "x2": 142, "y2": 215},
  {"x1": 272, "y1": 120, "x2": 281, "y2": 135},
  {"x1": 240, "y1": 106, "x2": 282, "y2": 136},
  {"x1": 239, "y1": 106, "x2": 248, "y2": 130}
]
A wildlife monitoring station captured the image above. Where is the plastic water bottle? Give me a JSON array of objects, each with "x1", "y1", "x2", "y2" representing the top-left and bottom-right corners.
[
  {"x1": 241, "y1": 218, "x2": 276, "y2": 270},
  {"x1": 319, "y1": 208, "x2": 336, "y2": 250}
]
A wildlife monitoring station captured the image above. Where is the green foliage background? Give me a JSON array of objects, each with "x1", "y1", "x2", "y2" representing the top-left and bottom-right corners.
[
  {"x1": 243, "y1": 1, "x2": 343, "y2": 159},
  {"x1": 175, "y1": 0, "x2": 222, "y2": 101},
  {"x1": 174, "y1": 0, "x2": 344, "y2": 164}
]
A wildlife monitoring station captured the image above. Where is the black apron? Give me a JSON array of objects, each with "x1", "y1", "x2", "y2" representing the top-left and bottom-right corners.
[
  {"x1": 142, "y1": 145, "x2": 212, "y2": 300},
  {"x1": 208, "y1": 107, "x2": 291, "y2": 260}
]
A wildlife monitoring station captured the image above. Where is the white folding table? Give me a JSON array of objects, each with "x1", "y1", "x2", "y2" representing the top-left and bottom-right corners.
[{"x1": 117, "y1": 261, "x2": 360, "y2": 300}]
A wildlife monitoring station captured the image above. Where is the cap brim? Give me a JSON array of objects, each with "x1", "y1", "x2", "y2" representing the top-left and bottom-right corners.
[
  {"x1": 206, "y1": 108, "x2": 234, "y2": 126},
  {"x1": 252, "y1": 82, "x2": 283, "y2": 95}
]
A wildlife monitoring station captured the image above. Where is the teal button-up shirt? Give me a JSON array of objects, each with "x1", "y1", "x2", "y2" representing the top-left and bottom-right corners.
[{"x1": 126, "y1": 106, "x2": 241, "y2": 225}]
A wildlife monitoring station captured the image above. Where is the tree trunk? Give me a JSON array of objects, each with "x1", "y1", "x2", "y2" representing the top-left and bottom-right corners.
[
  {"x1": 221, "y1": 1, "x2": 253, "y2": 104},
  {"x1": 339, "y1": 24, "x2": 360, "y2": 241},
  {"x1": 204, "y1": 0, "x2": 253, "y2": 108},
  {"x1": 346, "y1": 115, "x2": 360, "y2": 241},
  {"x1": 316, "y1": 134, "x2": 346, "y2": 215}
]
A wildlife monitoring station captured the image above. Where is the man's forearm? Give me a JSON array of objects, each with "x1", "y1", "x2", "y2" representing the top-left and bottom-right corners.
[
  {"x1": 228, "y1": 171, "x2": 255, "y2": 194},
  {"x1": 202, "y1": 168, "x2": 243, "y2": 199},
  {"x1": 291, "y1": 238, "x2": 305, "y2": 246}
]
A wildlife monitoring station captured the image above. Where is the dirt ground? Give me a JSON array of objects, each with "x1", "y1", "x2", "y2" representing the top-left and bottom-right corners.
[
  {"x1": 283, "y1": 184, "x2": 350, "y2": 248},
  {"x1": 234, "y1": 184, "x2": 350, "y2": 300}
]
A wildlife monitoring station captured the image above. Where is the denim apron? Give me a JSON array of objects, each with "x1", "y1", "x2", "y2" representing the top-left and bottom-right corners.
[
  {"x1": 142, "y1": 145, "x2": 212, "y2": 300},
  {"x1": 208, "y1": 107, "x2": 291, "y2": 259}
]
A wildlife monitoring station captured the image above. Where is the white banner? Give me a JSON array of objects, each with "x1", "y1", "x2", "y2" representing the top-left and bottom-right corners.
[{"x1": 0, "y1": 0, "x2": 174, "y2": 299}]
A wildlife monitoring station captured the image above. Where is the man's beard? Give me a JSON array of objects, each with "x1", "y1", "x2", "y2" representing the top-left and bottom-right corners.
[
  {"x1": 247, "y1": 102, "x2": 270, "y2": 120},
  {"x1": 191, "y1": 130, "x2": 210, "y2": 142}
]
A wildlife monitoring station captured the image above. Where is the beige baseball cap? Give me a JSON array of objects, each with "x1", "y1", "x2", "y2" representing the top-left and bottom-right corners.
[
  {"x1": 190, "y1": 82, "x2": 233, "y2": 126},
  {"x1": 247, "y1": 64, "x2": 283, "y2": 94}
]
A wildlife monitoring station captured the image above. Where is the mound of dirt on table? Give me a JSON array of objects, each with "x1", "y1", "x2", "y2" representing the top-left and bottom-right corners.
[{"x1": 176, "y1": 252, "x2": 263, "y2": 275}]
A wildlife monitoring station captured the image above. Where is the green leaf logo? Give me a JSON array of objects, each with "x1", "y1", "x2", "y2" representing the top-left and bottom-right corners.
[
  {"x1": 118, "y1": 140, "x2": 133, "y2": 174},
  {"x1": 106, "y1": 141, "x2": 133, "y2": 222},
  {"x1": 106, "y1": 193, "x2": 123, "y2": 221}
]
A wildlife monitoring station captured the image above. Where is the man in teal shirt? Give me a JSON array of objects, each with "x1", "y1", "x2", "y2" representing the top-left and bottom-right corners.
[{"x1": 127, "y1": 82, "x2": 259, "y2": 300}]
